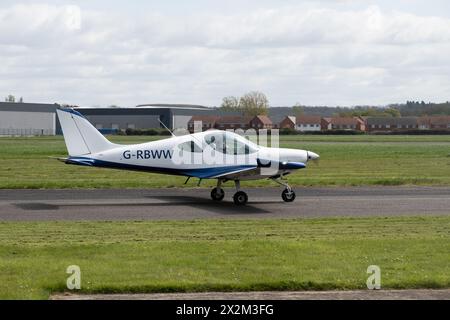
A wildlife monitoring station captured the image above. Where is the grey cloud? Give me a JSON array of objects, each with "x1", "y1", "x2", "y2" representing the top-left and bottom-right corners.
[{"x1": 0, "y1": 3, "x2": 450, "y2": 107}]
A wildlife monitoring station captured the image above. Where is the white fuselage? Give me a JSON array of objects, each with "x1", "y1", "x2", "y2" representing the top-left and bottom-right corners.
[{"x1": 67, "y1": 130, "x2": 318, "y2": 180}]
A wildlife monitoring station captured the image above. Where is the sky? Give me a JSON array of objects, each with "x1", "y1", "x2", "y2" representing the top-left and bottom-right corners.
[{"x1": 1, "y1": 0, "x2": 450, "y2": 107}]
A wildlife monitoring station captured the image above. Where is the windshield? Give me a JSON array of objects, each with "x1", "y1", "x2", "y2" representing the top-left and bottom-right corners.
[
  {"x1": 204, "y1": 131, "x2": 258, "y2": 155},
  {"x1": 177, "y1": 140, "x2": 202, "y2": 153}
]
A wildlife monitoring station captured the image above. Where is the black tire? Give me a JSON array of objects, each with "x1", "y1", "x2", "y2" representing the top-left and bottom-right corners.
[
  {"x1": 282, "y1": 189, "x2": 296, "y2": 202},
  {"x1": 233, "y1": 191, "x2": 248, "y2": 205},
  {"x1": 211, "y1": 187, "x2": 225, "y2": 201}
]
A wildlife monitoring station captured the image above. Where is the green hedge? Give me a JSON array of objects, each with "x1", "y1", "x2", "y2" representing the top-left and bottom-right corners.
[{"x1": 124, "y1": 128, "x2": 172, "y2": 136}]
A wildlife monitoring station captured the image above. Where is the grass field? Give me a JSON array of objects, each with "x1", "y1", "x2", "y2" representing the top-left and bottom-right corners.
[
  {"x1": 0, "y1": 135, "x2": 450, "y2": 188},
  {"x1": 0, "y1": 216, "x2": 449, "y2": 299}
]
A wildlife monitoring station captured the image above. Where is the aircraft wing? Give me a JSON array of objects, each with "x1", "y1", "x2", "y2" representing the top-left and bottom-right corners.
[
  {"x1": 180, "y1": 165, "x2": 258, "y2": 179},
  {"x1": 209, "y1": 166, "x2": 259, "y2": 179}
]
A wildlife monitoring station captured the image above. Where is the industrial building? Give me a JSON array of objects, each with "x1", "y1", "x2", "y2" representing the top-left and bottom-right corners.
[
  {"x1": 0, "y1": 102, "x2": 61, "y2": 135},
  {"x1": 76, "y1": 104, "x2": 219, "y2": 133},
  {"x1": 0, "y1": 102, "x2": 221, "y2": 136}
]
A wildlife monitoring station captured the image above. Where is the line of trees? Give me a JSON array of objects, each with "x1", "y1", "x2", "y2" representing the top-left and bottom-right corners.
[
  {"x1": 4, "y1": 95, "x2": 23, "y2": 103},
  {"x1": 220, "y1": 91, "x2": 269, "y2": 116},
  {"x1": 390, "y1": 101, "x2": 450, "y2": 116},
  {"x1": 337, "y1": 106, "x2": 401, "y2": 118}
]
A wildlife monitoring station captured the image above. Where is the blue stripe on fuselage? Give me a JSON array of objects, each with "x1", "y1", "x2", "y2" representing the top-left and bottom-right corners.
[{"x1": 66, "y1": 156, "x2": 255, "y2": 179}]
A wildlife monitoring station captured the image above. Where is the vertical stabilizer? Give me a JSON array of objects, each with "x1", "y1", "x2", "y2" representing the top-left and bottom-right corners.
[{"x1": 56, "y1": 109, "x2": 117, "y2": 156}]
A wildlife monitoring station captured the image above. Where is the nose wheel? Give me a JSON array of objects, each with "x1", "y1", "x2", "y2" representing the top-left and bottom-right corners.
[
  {"x1": 272, "y1": 178, "x2": 296, "y2": 203},
  {"x1": 281, "y1": 188, "x2": 296, "y2": 202}
]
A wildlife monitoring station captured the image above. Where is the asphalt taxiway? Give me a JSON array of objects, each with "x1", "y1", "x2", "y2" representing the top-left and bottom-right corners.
[{"x1": 0, "y1": 186, "x2": 449, "y2": 221}]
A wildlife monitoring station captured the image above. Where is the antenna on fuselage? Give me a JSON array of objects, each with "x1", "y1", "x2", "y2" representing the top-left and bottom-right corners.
[{"x1": 158, "y1": 119, "x2": 175, "y2": 137}]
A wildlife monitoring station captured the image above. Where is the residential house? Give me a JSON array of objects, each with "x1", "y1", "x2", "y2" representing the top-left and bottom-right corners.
[
  {"x1": 321, "y1": 117, "x2": 366, "y2": 131},
  {"x1": 249, "y1": 115, "x2": 273, "y2": 130},
  {"x1": 187, "y1": 115, "x2": 220, "y2": 133},
  {"x1": 214, "y1": 116, "x2": 252, "y2": 131},
  {"x1": 366, "y1": 117, "x2": 418, "y2": 132},
  {"x1": 296, "y1": 115, "x2": 322, "y2": 132},
  {"x1": 418, "y1": 116, "x2": 450, "y2": 130},
  {"x1": 279, "y1": 116, "x2": 296, "y2": 129}
]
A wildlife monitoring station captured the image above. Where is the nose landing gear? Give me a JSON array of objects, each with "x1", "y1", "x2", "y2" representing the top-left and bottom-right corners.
[
  {"x1": 281, "y1": 188, "x2": 296, "y2": 202},
  {"x1": 272, "y1": 178, "x2": 296, "y2": 203}
]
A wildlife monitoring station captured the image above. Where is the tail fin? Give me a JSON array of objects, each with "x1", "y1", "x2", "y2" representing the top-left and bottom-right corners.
[{"x1": 56, "y1": 108, "x2": 117, "y2": 156}]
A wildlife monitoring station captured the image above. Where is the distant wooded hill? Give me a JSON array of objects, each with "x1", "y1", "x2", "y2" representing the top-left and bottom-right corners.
[
  {"x1": 390, "y1": 101, "x2": 450, "y2": 116},
  {"x1": 268, "y1": 102, "x2": 450, "y2": 122}
]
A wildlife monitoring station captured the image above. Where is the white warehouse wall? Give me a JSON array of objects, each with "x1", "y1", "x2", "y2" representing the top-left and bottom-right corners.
[{"x1": 0, "y1": 111, "x2": 55, "y2": 135}]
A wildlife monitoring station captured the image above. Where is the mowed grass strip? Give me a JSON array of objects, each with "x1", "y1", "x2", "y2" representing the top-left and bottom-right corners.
[
  {"x1": 0, "y1": 216, "x2": 448, "y2": 299},
  {"x1": 1, "y1": 135, "x2": 450, "y2": 188}
]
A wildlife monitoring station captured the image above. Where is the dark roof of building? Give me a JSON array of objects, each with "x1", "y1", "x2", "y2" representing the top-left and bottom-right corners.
[
  {"x1": 215, "y1": 116, "x2": 252, "y2": 124},
  {"x1": 0, "y1": 102, "x2": 59, "y2": 113},
  {"x1": 296, "y1": 115, "x2": 321, "y2": 124},
  {"x1": 366, "y1": 117, "x2": 418, "y2": 125},
  {"x1": 324, "y1": 117, "x2": 364, "y2": 125},
  {"x1": 188, "y1": 115, "x2": 220, "y2": 123},
  {"x1": 418, "y1": 116, "x2": 450, "y2": 125},
  {"x1": 136, "y1": 104, "x2": 209, "y2": 110}
]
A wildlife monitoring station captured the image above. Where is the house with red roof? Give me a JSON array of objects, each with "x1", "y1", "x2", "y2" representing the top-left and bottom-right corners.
[
  {"x1": 321, "y1": 117, "x2": 366, "y2": 131},
  {"x1": 249, "y1": 115, "x2": 273, "y2": 130},
  {"x1": 187, "y1": 115, "x2": 220, "y2": 133}
]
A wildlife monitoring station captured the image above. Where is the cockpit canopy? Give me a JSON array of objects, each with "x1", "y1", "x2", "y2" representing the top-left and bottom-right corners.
[
  {"x1": 177, "y1": 140, "x2": 203, "y2": 153},
  {"x1": 203, "y1": 131, "x2": 258, "y2": 155},
  {"x1": 176, "y1": 131, "x2": 259, "y2": 155}
]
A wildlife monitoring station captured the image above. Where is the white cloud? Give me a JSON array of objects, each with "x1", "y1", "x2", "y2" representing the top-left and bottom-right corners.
[{"x1": 0, "y1": 2, "x2": 449, "y2": 106}]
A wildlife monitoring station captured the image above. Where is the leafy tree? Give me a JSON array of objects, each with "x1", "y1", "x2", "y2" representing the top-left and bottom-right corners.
[{"x1": 384, "y1": 107, "x2": 401, "y2": 117}]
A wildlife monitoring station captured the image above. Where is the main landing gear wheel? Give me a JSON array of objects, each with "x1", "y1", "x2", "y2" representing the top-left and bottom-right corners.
[
  {"x1": 211, "y1": 187, "x2": 225, "y2": 201},
  {"x1": 281, "y1": 188, "x2": 296, "y2": 202},
  {"x1": 233, "y1": 191, "x2": 248, "y2": 205}
]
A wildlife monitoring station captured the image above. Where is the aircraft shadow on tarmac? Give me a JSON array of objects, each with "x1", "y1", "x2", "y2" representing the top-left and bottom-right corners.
[
  {"x1": 145, "y1": 195, "x2": 278, "y2": 214},
  {"x1": 14, "y1": 196, "x2": 278, "y2": 215}
]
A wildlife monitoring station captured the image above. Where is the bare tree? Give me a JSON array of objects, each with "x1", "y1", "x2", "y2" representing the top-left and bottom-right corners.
[
  {"x1": 239, "y1": 91, "x2": 269, "y2": 116},
  {"x1": 220, "y1": 96, "x2": 240, "y2": 111},
  {"x1": 5, "y1": 95, "x2": 15, "y2": 102}
]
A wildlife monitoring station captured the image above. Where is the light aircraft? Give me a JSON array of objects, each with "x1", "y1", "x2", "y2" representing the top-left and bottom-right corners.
[{"x1": 56, "y1": 108, "x2": 319, "y2": 205}]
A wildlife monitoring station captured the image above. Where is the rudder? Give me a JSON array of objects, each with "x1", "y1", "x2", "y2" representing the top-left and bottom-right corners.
[{"x1": 56, "y1": 108, "x2": 117, "y2": 156}]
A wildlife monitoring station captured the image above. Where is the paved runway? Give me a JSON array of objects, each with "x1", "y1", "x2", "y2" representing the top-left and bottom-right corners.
[
  {"x1": 1, "y1": 186, "x2": 449, "y2": 221},
  {"x1": 51, "y1": 289, "x2": 450, "y2": 300}
]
